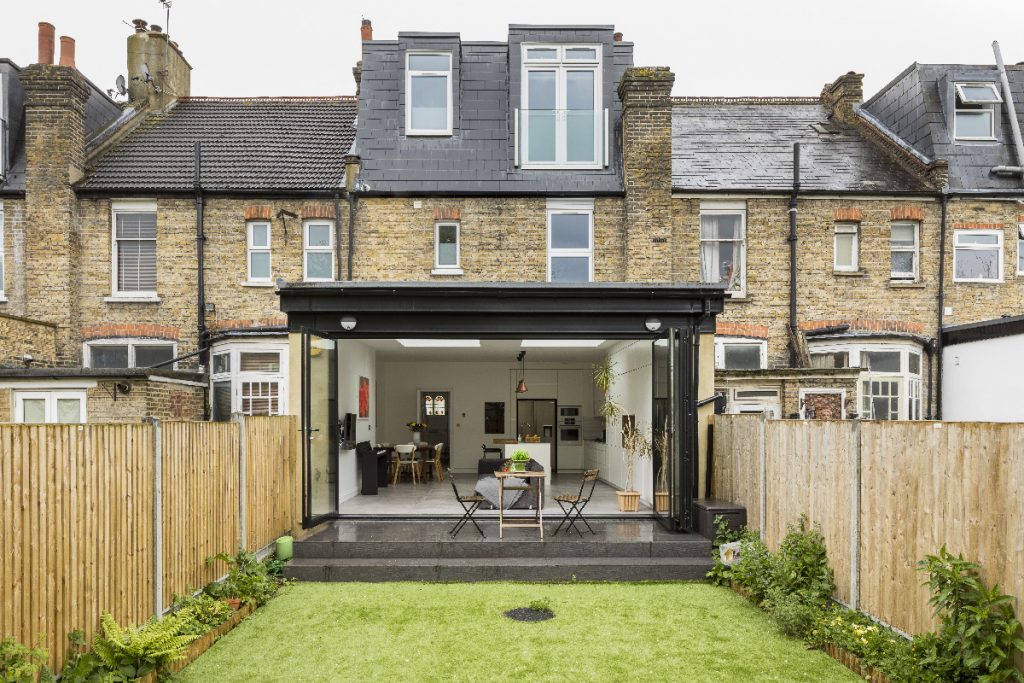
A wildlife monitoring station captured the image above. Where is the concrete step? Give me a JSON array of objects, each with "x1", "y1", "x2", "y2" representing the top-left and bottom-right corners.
[
  {"x1": 285, "y1": 556, "x2": 714, "y2": 582},
  {"x1": 293, "y1": 537, "x2": 711, "y2": 560}
]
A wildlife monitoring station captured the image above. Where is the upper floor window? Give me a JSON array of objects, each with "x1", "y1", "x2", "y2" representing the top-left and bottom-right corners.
[
  {"x1": 546, "y1": 200, "x2": 593, "y2": 283},
  {"x1": 85, "y1": 338, "x2": 176, "y2": 369},
  {"x1": 112, "y1": 202, "x2": 157, "y2": 297},
  {"x1": 1018, "y1": 224, "x2": 1024, "y2": 276},
  {"x1": 0, "y1": 202, "x2": 5, "y2": 300},
  {"x1": 889, "y1": 222, "x2": 919, "y2": 281},
  {"x1": 700, "y1": 208, "x2": 746, "y2": 296},
  {"x1": 0, "y1": 75, "x2": 8, "y2": 180},
  {"x1": 406, "y1": 52, "x2": 452, "y2": 136},
  {"x1": 714, "y1": 337, "x2": 767, "y2": 370},
  {"x1": 303, "y1": 221, "x2": 334, "y2": 281},
  {"x1": 433, "y1": 221, "x2": 461, "y2": 274},
  {"x1": 954, "y1": 82, "x2": 1001, "y2": 141},
  {"x1": 247, "y1": 221, "x2": 272, "y2": 283},
  {"x1": 954, "y1": 229, "x2": 1003, "y2": 282},
  {"x1": 834, "y1": 222, "x2": 859, "y2": 272},
  {"x1": 519, "y1": 45, "x2": 603, "y2": 169}
]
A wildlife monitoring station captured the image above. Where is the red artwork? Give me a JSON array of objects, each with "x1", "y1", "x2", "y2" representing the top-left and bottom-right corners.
[{"x1": 358, "y1": 376, "x2": 370, "y2": 418}]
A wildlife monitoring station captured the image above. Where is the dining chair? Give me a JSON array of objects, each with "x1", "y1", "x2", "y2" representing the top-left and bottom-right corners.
[
  {"x1": 446, "y1": 468, "x2": 486, "y2": 538},
  {"x1": 392, "y1": 444, "x2": 419, "y2": 485},
  {"x1": 553, "y1": 469, "x2": 600, "y2": 536},
  {"x1": 427, "y1": 443, "x2": 445, "y2": 482}
]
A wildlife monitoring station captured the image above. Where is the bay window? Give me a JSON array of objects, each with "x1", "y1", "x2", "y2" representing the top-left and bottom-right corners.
[
  {"x1": 890, "y1": 222, "x2": 919, "y2": 281},
  {"x1": 406, "y1": 52, "x2": 452, "y2": 135},
  {"x1": 210, "y1": 343, "x2": 288, "y2": 420},
  {"x1": 954, "y1": 230, "x2": 1003, "y2": 282},
  {"x1": 519, "y1": 45, "x2": 604, "y2": 168},
  {"x1": 810, "y1": 341, "x2": 924, "y2": 420},
  {"x1": 700, "y1": 209, "x2": 746, "y2": 296},
  {"x1": 547, "y1": 200, "x2": 593, "y2": 283}
]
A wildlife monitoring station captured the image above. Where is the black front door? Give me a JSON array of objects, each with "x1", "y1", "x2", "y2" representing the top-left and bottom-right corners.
[{"x1": 419, "y1": 390, "x2": 451, "y2": 459}]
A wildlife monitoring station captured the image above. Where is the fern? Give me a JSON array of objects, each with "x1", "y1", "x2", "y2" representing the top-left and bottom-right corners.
[{"x1": 92, "y1": 612, "x2": 195, "y2": 679}]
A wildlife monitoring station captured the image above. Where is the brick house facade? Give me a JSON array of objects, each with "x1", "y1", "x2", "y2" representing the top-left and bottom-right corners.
[{"x1": 0, "y1": 18, "x2": 1021, "y2": 423}]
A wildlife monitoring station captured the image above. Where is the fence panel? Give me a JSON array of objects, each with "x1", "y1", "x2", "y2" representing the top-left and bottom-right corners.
[
  {"x1": 711, "y1": 414, "x2": 763, "y2": 531},
  {"x1": 0, "y1": 424, "x2": 154, "y2": 670},
  {"x1": 245, "y1": 415, "x2": 301, "y2": 550}
]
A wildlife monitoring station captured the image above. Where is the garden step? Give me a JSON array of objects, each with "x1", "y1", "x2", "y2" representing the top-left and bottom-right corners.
[{"x1": 285, "y1": 556, "x2": 713, "y2": 582}]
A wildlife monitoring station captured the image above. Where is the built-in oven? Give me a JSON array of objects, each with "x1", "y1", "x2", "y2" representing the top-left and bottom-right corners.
[{"x1": 558, "y1": 425, "x2": 581, "y2": 445}]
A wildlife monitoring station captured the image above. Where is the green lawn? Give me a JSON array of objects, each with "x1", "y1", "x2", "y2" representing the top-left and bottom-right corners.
[{"x1": 178, "y1": 582, "x2": 859, "y2": 682}]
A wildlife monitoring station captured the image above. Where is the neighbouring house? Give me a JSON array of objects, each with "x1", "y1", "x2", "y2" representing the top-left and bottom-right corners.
[{"x1": 941, "y1": 314, "x2": 1024, "y2": 422}]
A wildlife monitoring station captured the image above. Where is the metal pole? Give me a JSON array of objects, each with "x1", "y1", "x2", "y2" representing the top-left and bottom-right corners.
[
  {"x1": 788, "y1": 143, "x2": 801, "y2": 367},
  {"x1": 151, "y1": 418, "x2": 164, "y2": 617},
  {"x1": 993, "y1": 41, "x2": 1024, "y2": 185},
  {"x1": 849, "y1": 420, "x2": 861, "y2": 609}
]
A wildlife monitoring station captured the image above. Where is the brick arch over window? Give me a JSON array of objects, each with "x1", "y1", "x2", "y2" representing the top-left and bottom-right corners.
[
  {"x1": 799, "y1": 319, "x2": 926, "y2": 335},
  {"x1": 82, "y1": 324, "x2": 180, "y2": 340},
  {"x1": 715, "y1": 321, "x2": 769, "y2": 339}
]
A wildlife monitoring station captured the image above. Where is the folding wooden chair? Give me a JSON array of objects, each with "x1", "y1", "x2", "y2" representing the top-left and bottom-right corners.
[
  {"x1": 447, "y1": 468, "x2": 486, "y2": 538},
  {"x1": 553, "y1": 469, "x2": 600, "y2": 536}
]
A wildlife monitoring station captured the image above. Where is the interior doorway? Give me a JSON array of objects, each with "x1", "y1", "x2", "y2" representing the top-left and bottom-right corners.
[
  {"x1": 419, "y1": 390, "x2": 451, "y2": 463},
  {"x1": 516, "y1": 398, "x2": 558, "y2": 472}
]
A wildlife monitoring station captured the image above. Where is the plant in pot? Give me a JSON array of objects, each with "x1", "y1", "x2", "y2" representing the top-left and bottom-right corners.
[
  {"x1": 654, "y1": 419, "x2": 670, "y2": 513},
  {"x1": 619, "y1": 420, "x2": 651, "y2": 512},
  {"x1": 509, "y1": 449, "x2": 530, "y2": 473},
  {"x1": 405, "y1": 421, "x2": 426, "y2": 444},
  {"x1": 592, "y1": 358, "x2": 623, "y2": 420}
]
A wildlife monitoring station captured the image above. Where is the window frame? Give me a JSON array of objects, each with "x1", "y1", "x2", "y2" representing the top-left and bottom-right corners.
[
  {"x1": 432, "y1": 221, "x2": 462, "y2": 273},
  {"x1": 798, "y1": 388, "x2": 848, "y2": 420},
  {"x1": 953, "y1": 83, "x2": 1000, "y2": 141},
  {"x1": 405, "y1": 51, "x2": 453, "y2": 137},
  {"x1": 14, "y1": 390, "x2": 87, "y2": 423},
  {"x1": 209, "y1": 340, "x2": 288, "y2": 419},
  {"x1": 889, "y1": 221, "x2": 920, "y2": 281},
  {"x1": 699, "y1": 207, "x2": 747, "y2": 297},
  {"x1": 110, "y1": 200, "x2": 159, "y2": 298},
  {"x1": 0, "y1": 201, "x2": 5, "y2": 300},
  {"x1": 520, "y1": 43, "x2": 603, "y2": 170},
  {"x1": 833, "y1": 221, "x2": 859, "y2": 272},
  {"x1": 546, "y1": 200, "x2": 594, "y2": 283},
  {"x1": 1017, "y1": 224, "x2": 1024, "y2": 276},
  {"x1": 246, "y1": 221, "x2": 273, "y2": 283},
  {"x1": 303, "y1": 220, "x2": 335, "y2": 282},
  {"x1": 953, "y1": 229, "x2": 1004, "y2": 283},
  {"x1": 714, "y1": 337, "x2": 767, "y2": 371},
  {"x1": 83, "y1": 338, "x2": 178, "y2": 370},
  {"x1": 808, "y1": 339, "x2": 924, "y2": 420}
]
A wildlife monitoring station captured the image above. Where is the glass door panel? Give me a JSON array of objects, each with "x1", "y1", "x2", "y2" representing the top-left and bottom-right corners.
[
  {"x1": 302, "y1": 332, "x2": 338, "y2": 525},
  {"x1": 652, "y1": 330, "x2": 675, "y2": 529}
]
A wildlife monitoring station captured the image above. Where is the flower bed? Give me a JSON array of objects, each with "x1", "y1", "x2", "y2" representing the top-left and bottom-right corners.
[{"x1": 822, "y1": 643, "x2": 892, "y2": 683}]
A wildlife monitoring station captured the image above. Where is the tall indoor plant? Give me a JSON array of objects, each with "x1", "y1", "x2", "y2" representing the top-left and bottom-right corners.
[
  {"x1": 654, "y1": 418, "x2": 670, "y2": 513},
  {"x1": 618, "y1": 420, "x2": 651, "y2": 512}
]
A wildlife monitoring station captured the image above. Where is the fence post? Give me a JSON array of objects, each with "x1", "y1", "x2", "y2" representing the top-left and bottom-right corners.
[
  {"x1": 236, "y1": 413, "x2": 247, "y2": 551},
  {"x1": 849, "y1": 419, "x2": 861, "y2": 610},
  {"x1": 151, "y1": 417, "x2": 164, "y2": 618},
  {"x1": 758, "y1": 412, "x2": 767, "y2": 536}
]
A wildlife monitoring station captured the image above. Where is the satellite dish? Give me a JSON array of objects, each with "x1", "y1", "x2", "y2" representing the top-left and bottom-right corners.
[
  {"x1": 115, "y1": 75, "x2": 127, "y2": 96},
  {"x1": 141, "y1": 63, "x2": 151, "y2": 82}
]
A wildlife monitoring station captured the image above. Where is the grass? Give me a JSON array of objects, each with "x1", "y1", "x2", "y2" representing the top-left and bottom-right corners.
[{"x1": 178, "y1": 582, "x2": 859, "y2": 682}]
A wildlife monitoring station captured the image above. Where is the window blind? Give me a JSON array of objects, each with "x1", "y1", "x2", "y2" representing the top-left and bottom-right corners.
[{"x1": 116, "y1": 212, "x2": 157, "y2": 292}]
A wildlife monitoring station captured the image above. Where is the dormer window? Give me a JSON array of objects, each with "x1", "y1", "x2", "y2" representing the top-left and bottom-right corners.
[
  {"x1": 518, "y1": 44, "x2": 605, "y2": 169},
  {"x1": 406, "y1": 52, "x2": 453, "y2": 136},
  {"x1": 954, "y1": 82, "x2": 1001, "y2": 141}
]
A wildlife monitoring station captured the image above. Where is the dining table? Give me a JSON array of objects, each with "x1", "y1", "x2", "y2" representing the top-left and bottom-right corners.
[{"x1": 494, "y1": 470, "x2": 547, "y2": 539}]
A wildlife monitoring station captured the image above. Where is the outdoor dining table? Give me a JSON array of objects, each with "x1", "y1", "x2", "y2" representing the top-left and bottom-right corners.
[{"x1": 494, "y1": 470, "x2": 547, "y2": 539}]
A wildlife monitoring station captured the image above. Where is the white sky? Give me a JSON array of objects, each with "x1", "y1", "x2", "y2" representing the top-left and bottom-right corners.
[{"x1": 2, "y1": 0, "x2": 1023, "y2": 99}]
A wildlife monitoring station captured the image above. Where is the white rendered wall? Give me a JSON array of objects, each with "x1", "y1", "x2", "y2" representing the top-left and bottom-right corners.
[{"x1": 943, "y1": 334, "x2": 1024, "y2": 422}]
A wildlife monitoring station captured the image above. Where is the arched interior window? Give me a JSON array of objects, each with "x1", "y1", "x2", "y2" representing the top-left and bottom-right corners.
[
  {"x1": 423, "y1": 395, "x2": 434, "y2": 416},
  {"x1": 434, "y1": 395, "x2": 446, "y2": 416}
]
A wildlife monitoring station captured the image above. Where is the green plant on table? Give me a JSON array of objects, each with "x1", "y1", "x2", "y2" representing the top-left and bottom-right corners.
[
  {"x1": 205, "y1": 550, "x2": 283, "y2": 607},
  {"x1": 0, "y1": 636, "x2": 54, "y2": 683},
  {"x1": 91, "y1": 612, "x2": 194, "y2": 681},
  {"x1": 170, "y1": 592, "x2": 233, "y2": 636}
]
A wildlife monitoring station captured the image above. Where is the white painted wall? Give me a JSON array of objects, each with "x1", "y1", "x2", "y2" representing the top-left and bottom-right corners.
[
  {"x1": 337, "y1": 339, "x2": 377, "y2": 504},
  {"x1": 375, "y1": 361, "x2": 594, "y2": 472},
  {"x1": 943, "y1": 334, "x2": 1024, "y2": 422}
]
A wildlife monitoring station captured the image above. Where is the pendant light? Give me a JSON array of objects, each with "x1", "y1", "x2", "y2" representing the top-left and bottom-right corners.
[{"x1": 515, "y1": 351, "x2": 528, "y2": 393}]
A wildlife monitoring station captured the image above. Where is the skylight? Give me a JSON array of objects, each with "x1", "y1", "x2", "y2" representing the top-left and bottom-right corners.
[
  {"x1": 520, "y1": 339, "x2": 605, "y2": 348},
  {"x1": 955, "y1": 83, "x2": 1002, "y2": 105},
  {"x1": 396, "y1": 339, "x2": 480, "y2": 348}
]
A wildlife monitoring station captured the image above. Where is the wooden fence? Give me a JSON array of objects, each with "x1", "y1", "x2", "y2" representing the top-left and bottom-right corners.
[
  {"x1": 0, "y1": 416, "x2": 300, "y2": 671},
  {"x1": 712, "y1": 415, "x2": 1024, "y2": 640}
]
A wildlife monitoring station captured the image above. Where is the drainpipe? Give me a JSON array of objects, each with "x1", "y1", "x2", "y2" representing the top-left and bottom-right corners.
[
  {"x1": 333, "y1": 191, "x2": 343, "y2": 281},
  {"x1": 788, "y1": 143, "x2": 800, "y2": 367},
  {"x1": 993, "y1": 41, "x2": 1024, "y2": 186},
  {"x1": 194, "y1": 142, "x2": 209, "y2": 419},
  {"x1": 347, "y1": 193, "x2": 356, "y2": 281},
  {"x1": 935, "y1": 192, "x2": 948, "y2": 420}
]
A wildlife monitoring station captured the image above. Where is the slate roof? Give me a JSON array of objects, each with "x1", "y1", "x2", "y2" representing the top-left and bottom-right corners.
[
  {"x1": 671, "y1": 98, "x2": 930, "y2": 193},
  {"x1": 353, "y1": 27, "x2": 630, "y2": 195},
  {"x1": 862, "y1": 63, "x2": 1024, "y2": 192},
  {"x1": 80, "y1": 96, "x2": 357, "y2": 192}
]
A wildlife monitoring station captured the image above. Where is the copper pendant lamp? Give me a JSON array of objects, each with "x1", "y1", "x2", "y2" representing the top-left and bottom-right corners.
[{"x1": 515, "y1": 350, "x2": 528, "y2": 393}]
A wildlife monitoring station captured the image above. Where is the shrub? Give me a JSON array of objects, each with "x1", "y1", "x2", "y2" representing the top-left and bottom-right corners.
[
  {"x1": 772, "y1": 514, "x2": 834, "y2": 605},
  {"x1": 764, "y1": 589, "x2": 821, "y2": 640},
  {"x1": 0, "y1": 637, "x2": 53, "y2": 683},
  {"x1": 205, "y1": 550, "x2": 282, "y2": 607},
  {"x1": 730, "y1": 533, "x2": 776, "y2": 604},
  {"x1": 56, "y1": 630, "x2": 110, "y2": 683},
  {"x1": 91, "y1": 612, "x2": 194, "y2": 680},
  {"x1": 170, "y1": 592, "x2": 233, "y2": 636},
  {"x1": 706, "y1": 515, "x2": 745, "y2": 587}
]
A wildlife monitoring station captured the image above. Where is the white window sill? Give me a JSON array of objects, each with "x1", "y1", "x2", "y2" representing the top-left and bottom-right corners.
[
  {"x1": 833, "y1": 269, "x2": 866, "y2": 277},
  {"x1": 104, "y1": 295, "x2": 161, "y2": 303},
  {"x1": 0, "y1": 296, "x2": 8, "y2": 303},
  {"x1": 888, "y1": 280, "x2": 925, "y2": 289},
  {"x1": 952, "y1": 279, "x2": 1003, "y2": 284},
  {"x1": 240, "y1": 281, "x2": 276, "y2": 288},
  {"x1": 521, "y1": 163, "x2": 604, "y2": 171},
  {"x1": 407, "y1": 130, "x2": 453, "y2": 137},
  {"x1": 431, "y1": 268, "x2": 464, "y2": 276}
]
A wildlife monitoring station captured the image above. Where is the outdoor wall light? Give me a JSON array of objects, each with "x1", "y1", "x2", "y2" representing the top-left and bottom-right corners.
[
  {"x1": 340, "y1": 316, "x2": 357, "y2": 331},
  {"x1": 645, "y1": 318, "x2": 662, "y2": 332}
]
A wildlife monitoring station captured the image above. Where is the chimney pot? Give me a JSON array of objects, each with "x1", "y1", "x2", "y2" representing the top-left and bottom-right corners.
[
  {"x1": 361, "y1": 19, "x2": 373, "y2": 41},
  {"x1": 150, "y1": 24, "x2": 163, "y2": 33},
  {"x1": 38, "y1": 22, "x2": 55, "y2": 65},
  {"x1": 59, "y1": 36, "x2": 76, "y2": 68},
  {"x1": 132, "y1": 19, "x2": 149, "y2": 33},
  {"x1": 613, "y1": 32, "x2": 623, "y2": 42}
]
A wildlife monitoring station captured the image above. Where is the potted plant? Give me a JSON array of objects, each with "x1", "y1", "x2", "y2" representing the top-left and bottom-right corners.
[
  {"x1": 618, "y1": 421, "x2": 651, "y2": 512},
  {"x1": 406, "y1": 421, "x2": 426, "y2": 443},
  {"x1": 509, "y1": 449, "x2": 530, "y2": 472},
  {"x1": 592, "y1": 358, "x2": 623, "y2": 419},
  {"x1": 654, "y1": 420, "x2": 670, "y2": 513}
]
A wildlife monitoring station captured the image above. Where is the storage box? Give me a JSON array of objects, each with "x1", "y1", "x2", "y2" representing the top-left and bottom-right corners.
[{"x1": 693, "y1": 499, "x2": 747, "y2": 541}]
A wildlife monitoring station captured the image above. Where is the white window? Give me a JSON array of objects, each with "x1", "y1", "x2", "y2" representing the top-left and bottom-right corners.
[
  {"x1": 433, "y1": 222, "x2": 461, "y2": 273},
  {"x1": 714, "y1": 337, "x2": 767, "y2": 370},
  {"x1": 0, "y1": 76, "x2": 8, "y2": 179},
  {"x1": 953, "y1": 230, "x2": 1003, "y2": 282},
  {"x1": 406, "y1": 52, "x2": 452, "y2": 136},
  {"x1": 954, "y1": 83, "x2": 1001, "y2": 141},
  {"x1": 247, "y1": 221, "x2": 272, "y2": 282},
  {"x1": 700, "y1": 209, "x2": 746, "y2": 296},
  {"x1": 810, "y1": 340, "x2": 924, "y2": 420},
  {"x1": 890, "y1": 222, "x2": 919, "y2": 280},
  {"x1": 14, "y1": 390, "x2": 86, "y2": 423},
  {"x1": 1018, "y1": 224, "x2": 1024, "y2": 276},
  {"x1": 303, "y1": 221, "x2": 334, "y2": 281},
  {"x1": 209, "y1": 342, "x2": 287, "y2": 420},
  {"x1": 84, "y1": 339, "x2": 177, "y2": 369},
  {"x1": 834, "y1": 222, "x2": 859, "y2": 272},
  {"x1": 112, "y1": 202, "x2": 158, "y2": 296},
  {"x1": 519, "y1": 45, "x2": 603, "y2": 169},
  {"x1": 546, "y1": 200, "x2": 593, "y2": 283},
  {"x1": 861, "y1": 378, "x2": 901, "y2": 421}
]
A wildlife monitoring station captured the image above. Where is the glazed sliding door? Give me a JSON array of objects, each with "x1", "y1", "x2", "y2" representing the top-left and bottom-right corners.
[{"x1": 301, "y1": 331, "x2": 338, "y2": 527}]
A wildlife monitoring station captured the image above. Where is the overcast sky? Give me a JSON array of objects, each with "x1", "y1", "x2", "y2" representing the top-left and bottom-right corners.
[{"x1": 3, "y1": 0, "x2": 1023, "y2": 99}]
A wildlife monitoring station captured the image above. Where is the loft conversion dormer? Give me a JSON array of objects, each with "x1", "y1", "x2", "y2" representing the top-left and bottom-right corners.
[{"x1": 953, "y1": 81, "x2": 1002, "y2": 141}]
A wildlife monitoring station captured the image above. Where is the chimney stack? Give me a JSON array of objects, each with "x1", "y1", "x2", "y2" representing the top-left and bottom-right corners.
[
  {"x1": 150, "y1": 25, "x2": 163, "y2": 33},
  {"x1": 38, "y1": 22, "x2": 55, "y2": 65},
  {"x1": 613, "y1": 32, "x2": 623, "y2": 42},
  {"x1": 361, "y1": 19, "x2": 373, "y2": 41},
  {"x1": 132, "y1": 18, "x2": 149, "y2": 33},
  {"x1": 59, "y1": 36, "x2": 76, "y2": 68}
]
